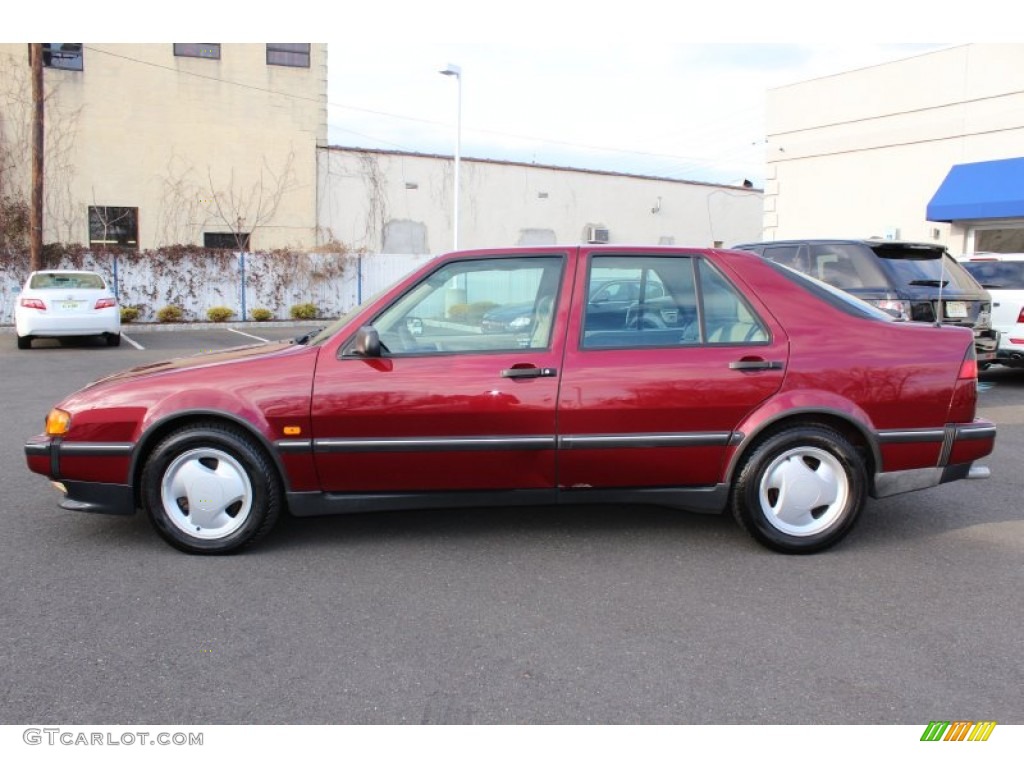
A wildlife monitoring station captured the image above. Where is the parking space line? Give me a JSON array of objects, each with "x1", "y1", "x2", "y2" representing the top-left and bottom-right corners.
[
  {"x1": 228, "y1": 327, "x2": 271, "y2": 344},
  {"x1": 120, "y1": 332, "x2": 144, "y2": 350}
]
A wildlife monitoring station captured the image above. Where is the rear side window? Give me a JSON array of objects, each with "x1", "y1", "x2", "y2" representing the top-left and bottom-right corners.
[{"x1": 961, "y1": 260, "x2": 1024, "y2": 290}]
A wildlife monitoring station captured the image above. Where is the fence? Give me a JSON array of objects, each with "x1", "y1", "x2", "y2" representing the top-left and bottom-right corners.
[{"x1": 0, "y1": 251, "x2": 435, "y2": 324}]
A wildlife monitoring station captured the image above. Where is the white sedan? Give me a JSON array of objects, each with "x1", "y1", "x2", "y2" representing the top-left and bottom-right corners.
[{"x1": 14, "y1": 270, "x2": 121, "y2": 349}]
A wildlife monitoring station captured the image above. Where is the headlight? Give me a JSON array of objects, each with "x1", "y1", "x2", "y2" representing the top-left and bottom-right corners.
[
  {"x1": 45, "y1": 408, "x2": 72, "y2": 436},
  {"x1": 509, "y1": 315, "x2": 532, "y2": 330}
]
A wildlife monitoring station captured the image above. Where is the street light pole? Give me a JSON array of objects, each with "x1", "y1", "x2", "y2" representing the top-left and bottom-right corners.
[{"x1": 439, "y1": 63, "x2": 461, "y2": 251}]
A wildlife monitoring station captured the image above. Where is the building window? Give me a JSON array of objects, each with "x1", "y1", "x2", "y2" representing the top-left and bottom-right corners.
[
  {"x1": 266, "y1": 43, "x2": 310, "y2": 68},
  {"x1": 88, "y1": 207, "x2": 138, "y2": 249},
  {"x1": 173, "y1": 43, "x2": 221, "y2": 60},
  {"x1": 38, "y1": 44, "x2": 83, "y2": 71},
  {"x1": 204, "y1": 232, "x2": 251, "y2": 250}
]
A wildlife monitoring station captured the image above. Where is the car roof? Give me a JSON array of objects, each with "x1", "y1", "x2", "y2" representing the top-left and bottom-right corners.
[
  {"x1": 735, "y1": 239, "x2": 944, "y2": 249},
  {"x1": 27, "y1": 269, "x2": 104, "y2": 275},
  {"x1": 958, "y1": 253, "x2": 1024, "y2": 262}
]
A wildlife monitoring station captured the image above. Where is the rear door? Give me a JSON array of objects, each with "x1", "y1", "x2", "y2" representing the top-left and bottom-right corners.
[{"x1": 557, "y1": 250, "x2": 789, "y2": 489}]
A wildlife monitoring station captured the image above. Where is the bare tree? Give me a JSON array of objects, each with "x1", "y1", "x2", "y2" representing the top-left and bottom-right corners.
[{"x1": 202, "y1": 151, "x2": 297, "y2": 252}]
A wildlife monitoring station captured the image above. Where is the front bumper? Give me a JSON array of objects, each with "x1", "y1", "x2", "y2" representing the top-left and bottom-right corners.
[{"x1": 25, "y1": 436, "x2": 136, "y2": 516}]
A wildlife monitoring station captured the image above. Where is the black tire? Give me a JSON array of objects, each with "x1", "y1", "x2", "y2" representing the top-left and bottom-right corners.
[
  {"x1": 141, "y1": 423, "x2": 282, "y2": 554},
  {"x1": 730, "y1": 425, "x2": 866, "y2": 554},
  {"x1": 17, "y1": 335, "x2": 32, "y2": 350},
  {"x1": 105, "y1": 333, "x2": 121, "y2": 347}
]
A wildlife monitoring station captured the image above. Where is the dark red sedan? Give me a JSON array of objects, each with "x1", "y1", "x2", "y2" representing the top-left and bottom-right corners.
[{"x1": 24, "y1": 246, "x2": 996, "y2": 554}]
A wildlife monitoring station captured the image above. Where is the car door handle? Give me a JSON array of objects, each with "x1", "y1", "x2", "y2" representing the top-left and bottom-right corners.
[
  {"x1": 729, "y1": 359, "x2": 784, "y2": 371},
  {"x1": 501, "y1": 366, "x2": 558, "y2": 379}
]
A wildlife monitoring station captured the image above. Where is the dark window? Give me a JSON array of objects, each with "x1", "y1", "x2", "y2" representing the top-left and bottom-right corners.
[
  {"x1": 962, "y1": 260, "x2": 1024, "y2": 290},
  {"x1": 204, "y1": 232, "x2": 251, "y2": 250},
  {"x1": 267, "y1": 43, "x2": 310, "y2": 68},
  {"x1": 39, "y1": 44, "x2": 83, "y2": 71},
  {"x1": 173, "y1": 43, "x2": 221, "y2": 60},
  {"x1": 88, "y1": 207, "x2": 138, "y2": 249}
]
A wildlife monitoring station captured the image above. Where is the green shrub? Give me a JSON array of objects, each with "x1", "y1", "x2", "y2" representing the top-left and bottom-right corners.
[
  {"x1": 156, "y1": 305, "x2": 185, "y2": 323},
  {"x1": 448, "y1": 301, "x2": 498, "y2": 325},
  {"x1": 251, "y1": 308, "x2": 273, "y2": 322},
  {"x1": 119, "y1": 306, "x2": 140, "y2": 324},
  {"x1": 290, "y1": 302, "x2": 318, "y2": 320},
  {"x1": 206, "y1": 306, "x2": 236, "y2": 323}
]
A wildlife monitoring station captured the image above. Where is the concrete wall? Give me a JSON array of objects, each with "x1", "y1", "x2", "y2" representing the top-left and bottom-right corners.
[
  {"x1": 763, "y1": 44, "x2": 1024, "y2": 251},
  {"x1": 317, "y1": 148, "x2": 763, "y2": 254},
  {"x1": 0, "y1": 43, "x2": 326, "y2": 250}
]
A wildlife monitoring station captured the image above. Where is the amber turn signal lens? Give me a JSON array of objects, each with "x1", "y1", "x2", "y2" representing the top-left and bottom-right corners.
[
  {"x1": 45, "y1": 408, "x2": 72, "y2": 436},
  {"x1": 283, "y1": 426, "x2": 302, "y2": 436}
]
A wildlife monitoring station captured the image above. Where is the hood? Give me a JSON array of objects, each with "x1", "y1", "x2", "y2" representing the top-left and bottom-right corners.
[{"x1": 83, "y1": 339, "x2": 309, "y2": 390}]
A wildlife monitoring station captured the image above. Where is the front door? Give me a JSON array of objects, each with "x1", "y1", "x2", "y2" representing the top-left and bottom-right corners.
[{"x1": 311, "y1": 253, "x2": 571, "y2": 493}]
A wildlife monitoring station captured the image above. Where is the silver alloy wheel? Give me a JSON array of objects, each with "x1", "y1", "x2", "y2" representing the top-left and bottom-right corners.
[
  {"x1": 160, "y1": 447, "x2": 253, "y2": 540},
  {"x1": 757, "y1": 446, "x2": 849, "y2": 537}
]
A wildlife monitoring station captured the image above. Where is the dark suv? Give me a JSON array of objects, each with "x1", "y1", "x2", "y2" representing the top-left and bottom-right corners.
[{"x1": 733, "y1": 239, "x2": 998, "y2": 361}]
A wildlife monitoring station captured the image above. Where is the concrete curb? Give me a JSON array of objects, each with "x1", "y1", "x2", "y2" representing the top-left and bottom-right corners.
[{"x1": 1, "y1": 320, "x2": 326, "y2": 335}]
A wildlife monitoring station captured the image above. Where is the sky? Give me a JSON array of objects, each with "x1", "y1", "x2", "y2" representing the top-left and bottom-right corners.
[
  {"x1": 324, "y1": 42, "x2": 952, "y2": 188},
  {"x1": 10, "y1": 1, "x2": 1009, "y2": 189}
]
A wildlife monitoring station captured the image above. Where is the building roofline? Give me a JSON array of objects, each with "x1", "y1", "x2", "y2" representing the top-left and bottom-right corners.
[{"x1": 321, "y1": 144, "x2": 762, "y2": 192}]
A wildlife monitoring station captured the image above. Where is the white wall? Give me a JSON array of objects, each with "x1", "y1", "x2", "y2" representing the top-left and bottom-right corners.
[
  {"x1": 317, "y1": 148, "x2": 763, "y2": 254},
  {"x1": 763, "y1": 44, "x2": 1024, "y2": 250}
]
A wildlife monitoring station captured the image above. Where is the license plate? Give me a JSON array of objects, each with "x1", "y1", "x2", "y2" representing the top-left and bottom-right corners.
[
  {"x1": 945, "y1": 301, "x2": 968, "y2": 318},
  {"x1": 60, "y1": 301, "x2": 82, "y2": 310}
]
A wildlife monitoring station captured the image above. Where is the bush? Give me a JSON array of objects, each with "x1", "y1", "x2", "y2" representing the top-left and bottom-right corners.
[
  {"x1": 290, "y1": 302, "x2": 318, "y2": 320},
  {"x1": 447, "y1": 301, "x2": 498, "y2": 325},
  {"x1": 206, "y1": 306, "x2": 236, "y2": 323},
  {"x1": 251, "y1": 308, "x2": 273, "y2": 322},
  {"x1": 156, "y1": 305, "x2": 185, "y2": 323},
  {"x1": 119, "y1": 306, "x2": 140, "y2": 324}
]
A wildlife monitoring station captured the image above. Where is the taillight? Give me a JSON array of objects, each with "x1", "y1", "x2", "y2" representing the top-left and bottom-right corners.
[
  {"x1": 1017, "y1": 307, "x2": 1024, "y2": 324},
  {"x1": 872, "y1": 299, "x2": 910, "y2": 320},
  {"x1": 95, "y1": 297, "x2": 117, "y2": 310},
  {"x1": 20, "y1": 298, "x2": 46, "y2": 311},
  {"x1": 959, "y1": 347, "x2": 978, "y2": 380}
]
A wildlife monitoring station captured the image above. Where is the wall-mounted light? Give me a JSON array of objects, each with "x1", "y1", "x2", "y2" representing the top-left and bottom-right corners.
[{"x1": 651, "y1": 196, "x2": 661, "y2": 214}]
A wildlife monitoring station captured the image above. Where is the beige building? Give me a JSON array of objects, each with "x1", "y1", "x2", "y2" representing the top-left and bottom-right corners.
[
  {"x1": 317, "y1": 147, "x2": 763, "y2": 254},
  {"x1": 763, "y1": 43, "x2": 1024, "y2": 255},
  {"x1": 0, "y1": 43, "x2": 326, "y2": 251}
]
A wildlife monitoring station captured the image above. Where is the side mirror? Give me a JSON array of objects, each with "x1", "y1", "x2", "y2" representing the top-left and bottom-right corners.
[{"x1": 352, "y1": 326, "x2": 381, "y2": 357}]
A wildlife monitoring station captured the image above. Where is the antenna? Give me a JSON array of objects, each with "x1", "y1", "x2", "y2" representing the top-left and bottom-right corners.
[{"x1": 936, "y1": 247, "x2": 947, "y2": 327}]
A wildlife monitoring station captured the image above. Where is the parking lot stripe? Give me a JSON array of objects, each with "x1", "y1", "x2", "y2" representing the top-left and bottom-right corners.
[
  {"x1": 228, "y1": 327, "x2": 271, "y2": 344},
  {"x1": 120, "y1": 332, "x2": 144, "y2": 350}
]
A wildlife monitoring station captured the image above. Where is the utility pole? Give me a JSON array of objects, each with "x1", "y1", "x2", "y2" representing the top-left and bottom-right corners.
[{"x1": 29, "y1": 43, "x2": 44, "y2": 271}]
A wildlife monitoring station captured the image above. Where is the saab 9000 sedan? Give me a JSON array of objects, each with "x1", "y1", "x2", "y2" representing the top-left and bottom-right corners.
[{"x1": 24, "y1": 246, "x2": 996, "y2": 555}]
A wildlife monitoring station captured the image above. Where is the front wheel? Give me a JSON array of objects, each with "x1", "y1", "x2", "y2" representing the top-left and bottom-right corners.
[
  {"x1": 731, "y1": 425, "x2": 866, "y2": 554},
  {"x1": 141, "y1": 423, "x2": 282, "y2": 554}
]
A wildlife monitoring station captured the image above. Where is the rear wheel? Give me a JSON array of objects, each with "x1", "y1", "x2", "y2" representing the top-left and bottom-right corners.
[
  {"x1": 16, "y1": 335, "x2": 32, "y2": 350},
  {"x1": 141, "y1": 423, "x2": 281, "y2": 554},
  {"x1": 731, "y1": 425, "x2": 866, "y2": 554},
  {"x1": 105, "y1": 332, "x2": 121, "y2": 347}
]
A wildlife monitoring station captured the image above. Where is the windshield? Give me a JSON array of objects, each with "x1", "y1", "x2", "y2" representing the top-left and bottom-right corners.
[
  {"x1": 871, "y1": 247, "x2": 980, "y2": 291},
  {"x1": 961, "y1": 260, "x2": 1024, "y2": 289},
  {"x1": 30, "y1": 272, "x2": 106, "y2": 290}
]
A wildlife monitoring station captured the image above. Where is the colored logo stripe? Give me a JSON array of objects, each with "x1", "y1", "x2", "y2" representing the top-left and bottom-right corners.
[{"x1": 920, "y1": 721, "x2": 996, "y2": 742}]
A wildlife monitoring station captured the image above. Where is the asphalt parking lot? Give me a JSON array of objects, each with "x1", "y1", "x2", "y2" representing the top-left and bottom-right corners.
[{"x1": 1, "y1": 326, "x2": 1022, "y2": 725}]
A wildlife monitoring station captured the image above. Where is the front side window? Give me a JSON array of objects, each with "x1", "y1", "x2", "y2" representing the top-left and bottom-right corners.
[
  {"x1": 39, "y1": 44, "x2": 83, "y2": 71},
  {"x1": 369, "y1": 256, "x2": 564, "y2": 355},
  {"x1": 267, "y1": 43, "x2": 310, "y2": 68},
  {"x1": 88, "y1": 206, "x2": 138, "y2": 249}
]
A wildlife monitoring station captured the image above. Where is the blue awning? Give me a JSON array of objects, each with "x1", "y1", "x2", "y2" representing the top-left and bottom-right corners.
[{"x1": 927, "y1": 157, "x2": 1024, "y2": 222}]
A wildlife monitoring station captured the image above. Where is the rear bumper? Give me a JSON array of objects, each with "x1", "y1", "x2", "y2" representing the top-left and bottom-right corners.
[
  {"x1": 872, "y1": 419, "x2": 996, "y2": 498},
  {"x1": 16, "y1": 309, "x2": 120, "y2": 337},
  {"x1": 974, "y1": 329, "x2": 999, "y2": 361}
]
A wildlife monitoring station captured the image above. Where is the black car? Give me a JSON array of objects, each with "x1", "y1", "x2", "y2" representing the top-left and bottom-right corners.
[{"x1": 732, "y1": 239, "x2": 998, "y2": 361}]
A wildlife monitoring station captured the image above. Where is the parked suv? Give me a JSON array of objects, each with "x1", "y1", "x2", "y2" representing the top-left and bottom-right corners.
[
  {"x1": 733, "y1": 239, "x2": 998, "y2": 362},
  {"x1": 958, "y1": 253, "x2": 1024, "y2": 368}
]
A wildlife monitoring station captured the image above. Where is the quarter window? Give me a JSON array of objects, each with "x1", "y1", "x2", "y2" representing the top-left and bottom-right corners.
[
  {"x1": 88, "y1": 206, "x2": 138, "y2": 249},
  {"x1": 266, "y1": 44, "x2": 310, "y2": 68}
]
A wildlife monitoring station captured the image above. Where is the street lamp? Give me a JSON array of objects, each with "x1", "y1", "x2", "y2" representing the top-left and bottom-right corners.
[{"x1": 439, "y1": 63, "x2": 461, "y2": 250}]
